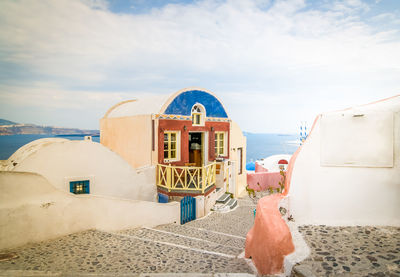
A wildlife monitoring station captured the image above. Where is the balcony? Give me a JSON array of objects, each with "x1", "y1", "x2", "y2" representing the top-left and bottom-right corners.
[{"x1": 157, "y1": 162, "x2": 217, "y2": 194}]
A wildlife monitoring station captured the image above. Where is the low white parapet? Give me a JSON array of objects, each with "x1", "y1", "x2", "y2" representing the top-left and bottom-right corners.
[{"x1": 0, "y1": 171, "x2": 180, "y2": 250}]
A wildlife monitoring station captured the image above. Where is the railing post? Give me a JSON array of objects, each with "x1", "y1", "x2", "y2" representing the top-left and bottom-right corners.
[
  {"x1": 157, "y1": 165, "x2": 159, "y2": 186},
  {"x1": 202, "y1": 165, "x2": 206, "y2": 193},
  {"x1": 171, "y1": 166, "x2": 175, "y2": 189},
  {"x1": 184, "y1": 167, "x2": 187, "y2": 189},
  {"x1": 213, "y1": 163, "x2": 216, "y2": 184},
  {"x1": 167, "y1": 165, "x2": 171, "y2": 192}
]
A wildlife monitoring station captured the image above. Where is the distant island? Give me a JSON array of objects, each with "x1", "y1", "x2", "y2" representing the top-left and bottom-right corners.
[{"x1": 0, "y1": 119, "x2": 99, "y2": 136}]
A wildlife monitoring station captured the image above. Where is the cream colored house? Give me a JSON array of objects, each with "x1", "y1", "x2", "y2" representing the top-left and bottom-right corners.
[{"x1": 101, "y1": 88, "x2": 247, "y2": 200}]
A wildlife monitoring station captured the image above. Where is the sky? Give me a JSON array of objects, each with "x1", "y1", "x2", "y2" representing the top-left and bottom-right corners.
[{"x1": 0, "y1": 0, "x2": 399, "y2": 133}]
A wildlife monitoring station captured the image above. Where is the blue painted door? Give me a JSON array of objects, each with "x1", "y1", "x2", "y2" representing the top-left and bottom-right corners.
[{"x1": 180, "y1": 196, "x2": 196, "y2": 224}]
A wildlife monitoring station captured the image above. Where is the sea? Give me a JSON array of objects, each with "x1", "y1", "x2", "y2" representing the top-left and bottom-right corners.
[
  {"x1": 0, "y1": 134, "x2": 100, "y2": 160},
  {"x1": 0, "y1": 133, "x2": 299, "y2": 163},
  {"x1": 243, "y1": 132, "x2": 299, "y2": 163}
]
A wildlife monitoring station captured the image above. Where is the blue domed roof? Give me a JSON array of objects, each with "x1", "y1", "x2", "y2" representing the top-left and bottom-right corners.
[
  {"x1": 246, "y1": 162, "x2": 255, "y2": 171},
  {"x1": 163, "y1": 90, "x2": 228, "y2": 118}
]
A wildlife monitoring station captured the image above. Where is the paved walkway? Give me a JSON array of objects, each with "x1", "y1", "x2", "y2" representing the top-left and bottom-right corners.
[
  {"x1": 0, "y1": 198, "x2": 258, "y2": 276},
  {"x1": 292, "y1": 225, "x2": 400, "y2": 277},
  {"x1": 1, "y1": 193, "x2": 399, "y2": 277}
]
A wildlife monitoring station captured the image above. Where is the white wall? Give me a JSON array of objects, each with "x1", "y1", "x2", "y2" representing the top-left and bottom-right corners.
[
  {"x1": 320, "y1": 111, "x2": 393, "y2": 167},
  {"x1": 288, "y1": 98, "x2": 400, "y2": 226},
  {"x1": 230, "y1": 121, "x2": 247, "y2": 197},
  {"x1": 12, "y1": 140, "x2": 156, "y2": 202},
  {"x1": 0, "y1": 171, "x2": 180, "y2": 250}
]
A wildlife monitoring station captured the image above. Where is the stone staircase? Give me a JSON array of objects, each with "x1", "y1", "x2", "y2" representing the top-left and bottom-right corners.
[
  {"x1": 0, "y1": 198, "x2": 258, "y2": 276},
  {"x1": 117, "y1": 226, "x2": 242, "y2": 257},
  {"x1": 212, "y1": 193, "x2": 238, "y2": 212},
  {"x1": 113, "y1": 222, "x2": 255, "y2": 275}
]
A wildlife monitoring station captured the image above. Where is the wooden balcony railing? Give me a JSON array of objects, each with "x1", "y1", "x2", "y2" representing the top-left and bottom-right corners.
[{"x1": 157, "y1": 162, "x2": 216, "y2": 193}]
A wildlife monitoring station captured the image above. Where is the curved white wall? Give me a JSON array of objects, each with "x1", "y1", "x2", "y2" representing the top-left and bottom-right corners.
[
  {"x1": 258, "y1": 154, "x2": 292, "y2": 172},
  {"x1": 289, "y1": 97, "x2": 400, "y2": 226},
  {"x1": 0, "y1": 171, "x2": 179, "y2": 250},
  {"x1": 12, "y1": 140, "x2": 156, "y2": 202}
]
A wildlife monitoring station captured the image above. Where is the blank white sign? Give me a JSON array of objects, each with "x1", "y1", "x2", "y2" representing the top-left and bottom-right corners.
[{"x1": 320, "y1": 111, "x2": 393, "y2": 168}]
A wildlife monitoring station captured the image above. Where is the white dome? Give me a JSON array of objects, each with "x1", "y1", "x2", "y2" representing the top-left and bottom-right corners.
[{"x1": 257, "y1": 154, "x2": 292, "y2": 172}]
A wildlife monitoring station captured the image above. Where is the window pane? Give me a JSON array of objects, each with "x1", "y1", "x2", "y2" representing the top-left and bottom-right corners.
[
  {"x1": 220, "y1": 140, "x2": 224, "y2": 147},
  {"x1": 219, "y1": 133, "x2": 224, "y2": 140},
  {"x1": 164, "y1": 133, "x2": 168, "y2": 141},
  {"x1": 171, "y1": 133, "x2": 176, "y2": 141},
  {"x1": 215, "y1": 133, "x2": 218, "y2": 140},
  {"x1": 196, "y1": 114, "x2": 200, "y2": 124},
  {"x1": 171, "y1": 142, "x2": 176, "y2": 150},
  {"x1": 164, "y1": 142, "x2": 168, "y2": 150},
  {"x1": 164, "y1": 150, "x2": 169, "y2": 158},
  {"x1": 219, "y1": 146, "x2": 224, "y2": 155},
  {"x1": 170, "y1": 150, "x2": 176, "y2": 159}
]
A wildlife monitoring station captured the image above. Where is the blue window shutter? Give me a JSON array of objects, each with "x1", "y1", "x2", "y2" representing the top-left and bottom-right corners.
[{"x1": 85, "y1": 180, "x2": 90, "y2": 194}]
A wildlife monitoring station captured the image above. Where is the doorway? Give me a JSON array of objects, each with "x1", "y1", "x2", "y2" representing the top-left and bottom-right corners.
[
  {"x1": 189, "y1": 132, "x2": 203, "y2": 166},
  {"x1": 229, "y1": 161, "x2": 236, "y2": 195}
]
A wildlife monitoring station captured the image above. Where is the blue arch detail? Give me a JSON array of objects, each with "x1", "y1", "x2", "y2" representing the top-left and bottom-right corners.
[{"x1": 164, "y1": 90, "x2": 228, "y2": 118}]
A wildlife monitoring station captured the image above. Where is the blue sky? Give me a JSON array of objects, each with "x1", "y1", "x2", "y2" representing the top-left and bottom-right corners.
[{"x1": 0, "y1": 0, "x2": 399, "y2": 133}]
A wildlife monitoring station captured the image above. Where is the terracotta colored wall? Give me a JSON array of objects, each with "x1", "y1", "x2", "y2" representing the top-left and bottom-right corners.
[
  {"x1": 158, "y1": 119, "x2": 229, "y2": 166},
  {"x1": 247, "y1": 172, "x2": 283, "y2": 191},
  {"x1": 100, "y1": 115, "x2": 153, "y2": 169}
]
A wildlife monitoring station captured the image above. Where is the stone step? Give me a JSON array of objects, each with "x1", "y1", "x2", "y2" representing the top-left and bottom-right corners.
[
  {"x1": 0, "y1": 270, "x2": 257, "y2": 277},
  {"x1": 216, "y1": 193, "x2": 231, "y2": 204},
  {"x1": 117, "y1": 227, "x2": 242, "y2": 256},
  {"x1": 227, "y1": 198, "x2": 237, "y2": 210},
  {"x1": 213, "y1": 197, "x2": 237, "y2": 213},
  {"x1": 155, "y1": 223, "x2": 246, "y2": 249}
]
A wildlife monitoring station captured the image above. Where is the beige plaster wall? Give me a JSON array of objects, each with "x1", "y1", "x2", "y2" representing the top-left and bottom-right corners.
[
  {"x1": 12, "y1": 140, "x2": 156, "y2": 202},
  {"x1": 100, "y1": 115, "x2": 153, "y2": 169},
  {"x1": 289, "y1": 108, "x2": 400, "y2": 226},
  {"x1": 230, "y1": 121, "x2": 247, "y2": 197},
  {"x1": 0, "y1": 171, "x2": 180, "y2": 250}
]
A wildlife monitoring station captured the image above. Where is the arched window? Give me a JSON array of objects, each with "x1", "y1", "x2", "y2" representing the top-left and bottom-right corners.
[{"x1": 191, "y1": 103, "x2": 205, "y2": 126}]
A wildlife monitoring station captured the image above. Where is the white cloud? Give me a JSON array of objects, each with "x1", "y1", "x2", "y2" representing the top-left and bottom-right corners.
[
  {"x1": 0, "y1": 82, "x2": 131, "y2": 110},
  {"x1": 0, "y1": 0, "x2": 399, "y2": 132}
]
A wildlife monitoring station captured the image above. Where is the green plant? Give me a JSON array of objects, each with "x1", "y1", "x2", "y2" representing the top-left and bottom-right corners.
[{"x1": 278, "y1": 170, "x2": 286, "y2": 193}]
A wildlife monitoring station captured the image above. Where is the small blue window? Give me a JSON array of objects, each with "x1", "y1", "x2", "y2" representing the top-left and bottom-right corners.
[{"x1": 70, "y1": 180, "x2": 90, "y2": 194}]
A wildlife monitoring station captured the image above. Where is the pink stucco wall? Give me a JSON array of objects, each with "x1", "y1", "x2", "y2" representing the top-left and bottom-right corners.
[
  {"x1": 244, "y1": 118, "x2": 317, "y2": 275},
  {"x1": 247, "y1": 171, "x2": 283, "y2": 191},
  {"x1": 255, "y1": 162, "x2": 268, "y2": 173},
  {"x1": 245, "y1": 194, "x2": 295, "y2": 275}
]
